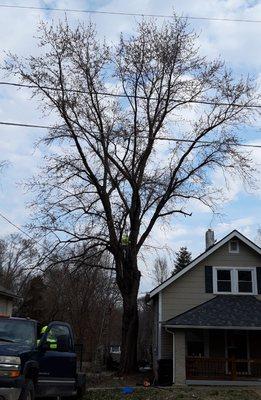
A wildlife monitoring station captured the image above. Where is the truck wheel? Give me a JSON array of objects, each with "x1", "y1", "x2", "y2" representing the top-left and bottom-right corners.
[{"x1": 19, "y1": 380, "x2": 35, "y2": 400}]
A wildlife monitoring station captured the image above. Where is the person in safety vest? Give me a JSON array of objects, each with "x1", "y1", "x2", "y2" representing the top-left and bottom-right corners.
[
  {"x1": 121, "y1": 233, "x2": 130, "y2": 246},
  {"x1": 37, "y1": 325, "x2": 58, "y2": 349}
]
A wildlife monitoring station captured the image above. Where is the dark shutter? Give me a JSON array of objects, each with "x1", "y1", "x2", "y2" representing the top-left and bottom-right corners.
[
  {"x1": 205, "y1": 266, "x2": 213, "y2": 293},
  {"x1": 257, "y1": 267, "x2": 261, "y2": 294}
]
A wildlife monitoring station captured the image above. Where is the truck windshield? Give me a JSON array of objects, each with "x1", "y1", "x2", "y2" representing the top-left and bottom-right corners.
[{"x1": 0, "y1": 319, "x2": 35, "y2": 346}]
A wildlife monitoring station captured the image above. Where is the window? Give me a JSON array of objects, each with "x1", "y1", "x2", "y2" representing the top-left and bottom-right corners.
[
  {"x1": 0, "y1": 319, "x2": 35, "y2": 346},
  {"x1": 229, "y1": 240, "x2": 239, "y2": 253},
  {"x1": 238, "y1": 270, "x2": 253, "y2": 293},
  {"x1": 45, "y1": 324, "x2": 72, "y2": 352},
  {"x1": 186, "y1": 331, "x2": 204, "y2": 357},
  {"x1": 217, "y1": 269, "x2": 231, "y2": 292},
  {"x1": 213, "y1": 267, "x2": 257, "y2": 295}
]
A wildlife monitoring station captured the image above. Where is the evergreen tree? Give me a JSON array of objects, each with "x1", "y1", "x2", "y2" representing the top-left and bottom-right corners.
[
  {"x1": 172, "y1": 247, "x2": 192, "y2": 275},
  {"x1": 17, "y1": 275, "x2": 47, "y2": 323}
]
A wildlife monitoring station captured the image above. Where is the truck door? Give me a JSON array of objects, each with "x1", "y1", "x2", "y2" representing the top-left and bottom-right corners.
[{"x1": 37, "y1": 322, "x2": 77, "y2": 397}]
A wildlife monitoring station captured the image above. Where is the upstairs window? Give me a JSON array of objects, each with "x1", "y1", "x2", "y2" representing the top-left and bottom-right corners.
[
  {"x1": 216, "y1": 269, "x2": 232, "y2": 292},
  {"x1": 229, "y1": 240, "x2": 239, "y2": 253},
  {"x1": 237, "y1": 270, "x2": 253, "y2": 293},
  {"x1": 213, "y1": 267, "x2": 257, "y2": 295}
]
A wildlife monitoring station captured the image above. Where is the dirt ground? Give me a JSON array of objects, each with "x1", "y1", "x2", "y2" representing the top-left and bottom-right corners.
[
  {"x1": 86, "y1": 387, "x2": 261, "y2": 400},
  {"x1": 85, "y1": 371, "x2": 154, "y2": 388},
  {"x1": 85, "y1": 372, "x2": 261, "y2": 399}
]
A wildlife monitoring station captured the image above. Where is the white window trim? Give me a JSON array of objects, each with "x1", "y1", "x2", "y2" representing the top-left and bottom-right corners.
[
  {"x1": 110, "y1": 346, "x2": 121, "y2": 354},
  {"x1": 213, "y1": 266, "x2": 257, "y2": 295},
  {"x1": 229, "y1": 240, "x2": 239, "y2": 253}
]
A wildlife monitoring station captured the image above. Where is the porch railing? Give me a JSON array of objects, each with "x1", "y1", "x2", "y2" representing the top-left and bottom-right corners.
[{"x1": 186, "y1": 357, "x2": 261, "y2": 380}]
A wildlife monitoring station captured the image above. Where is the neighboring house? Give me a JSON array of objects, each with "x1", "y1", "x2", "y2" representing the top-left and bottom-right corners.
[
  {"x1": 150, "y1": 229, "x2": 261, "y2": 385},
  {"x1": 0, "y1": 285, "x2": 16, "y2": 316}
]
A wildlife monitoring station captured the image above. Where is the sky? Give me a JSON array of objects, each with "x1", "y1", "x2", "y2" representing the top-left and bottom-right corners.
[{"x1": 0, "y1": 0, "x2": 260, "y2": 292}]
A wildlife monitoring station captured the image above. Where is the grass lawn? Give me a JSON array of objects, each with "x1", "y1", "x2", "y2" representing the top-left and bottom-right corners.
[{"x1": 86, "y1": 387, "x2": 261, "y2": 400}]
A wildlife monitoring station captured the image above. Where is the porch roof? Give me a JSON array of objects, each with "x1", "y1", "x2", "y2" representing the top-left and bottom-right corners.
[{"x1": 164, "y1": 295, "x2": 261, "y2": 329}]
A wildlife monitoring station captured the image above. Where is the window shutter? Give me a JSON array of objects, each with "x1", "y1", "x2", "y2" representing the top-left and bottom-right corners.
[
  {"x1": 205, "y1": 266, "x2": 213, "y2": 293},
  {"x1": 257, "y1": 267, "x2": 261, "y2": 294}
]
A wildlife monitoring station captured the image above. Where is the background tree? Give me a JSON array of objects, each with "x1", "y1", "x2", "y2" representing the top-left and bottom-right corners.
[
  {"x1": 0, "y1": 232, "x2": 121, "y2": 366},
  {"x1": 17, "y1": 275, "x2": 47, "y2": 322},
  {"x1": 5, "y1": 17, "x2": 258, "y2": 373},
  {"x1": 17, "y1": 248, "x2": 121, "y2": 364},
  {"x1": 0, "y1": 233, "x2": 37, "y2": 294},
  {"x1": 172, "y1": 246, "x2": 192, "y2": 274},
  {"x1": 152, "y1": 256, "x2": 169, "y2": 285}
]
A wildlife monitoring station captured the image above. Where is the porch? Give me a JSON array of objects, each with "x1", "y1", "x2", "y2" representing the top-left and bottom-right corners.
[
  {"x1": 186, "y1": 329, "x2": 261, "y2": 381},
  {"x1": 163, "y1": 296, "x2": 261, "y2": 385},
  {"x1": 168, "y1": 329, "x2": 261, "y2": 384}
]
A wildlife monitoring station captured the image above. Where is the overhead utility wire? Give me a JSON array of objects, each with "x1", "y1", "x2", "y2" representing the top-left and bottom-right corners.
[
  {"x1": 0, "y1": 120, "x2": 51, "y2": 129},
  {"x1": 0, "y1": 120, "x2": 260, "y2": 149},
  {"x1": 0, "y1": 81, "x2": 261, "y2": 109},
  {"x1": 0, "y1": 211, "x2": 36, "y2": 241},
  {"x1": 0, "y1": 4, "x2": 260, "y2": 23},
  {"x1": 0, "y1": 210, "x2": 69, "y2": 262}
]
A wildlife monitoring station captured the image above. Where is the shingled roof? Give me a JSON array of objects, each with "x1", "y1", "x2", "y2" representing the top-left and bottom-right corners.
[
  {"x1": 0, "y1": 285, "x2": 17, "y2": 299},
  {"x1": 164, "y1": 295, "x2": 261, "y2": 329}
]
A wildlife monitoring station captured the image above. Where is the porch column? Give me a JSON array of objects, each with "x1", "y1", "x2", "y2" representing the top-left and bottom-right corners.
[{"x1": 173, "y1": 330, "x2": 186, "y2": 385}]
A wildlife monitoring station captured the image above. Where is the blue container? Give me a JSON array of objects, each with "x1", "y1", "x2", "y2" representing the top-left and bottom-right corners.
[{"x1": 122, "y1": 387, "x2": 134, "y2": 394}]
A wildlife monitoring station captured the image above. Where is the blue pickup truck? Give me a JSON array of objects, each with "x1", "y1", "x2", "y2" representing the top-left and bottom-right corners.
[{"x1": 0, "y1": 316, "x2": 86, "y2": 400}]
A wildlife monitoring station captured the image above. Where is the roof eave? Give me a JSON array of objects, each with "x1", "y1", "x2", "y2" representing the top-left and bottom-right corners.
[
  {"x1": 164, "y1": 325, "x2": 261, "y2": 330},
  {"x1": 0, "y1": 291, "x2": 18, "y2": 300}
]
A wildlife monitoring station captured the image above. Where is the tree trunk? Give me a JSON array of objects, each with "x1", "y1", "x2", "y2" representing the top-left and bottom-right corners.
[
  {"x1": 120, "y1": 289, "x2": 139, "y2": 374},
  {"x1": 117, "y1": 250, "x2": 140, "y2": 374}
]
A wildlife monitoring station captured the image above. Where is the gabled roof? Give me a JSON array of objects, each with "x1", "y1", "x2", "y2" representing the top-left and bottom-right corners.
[
  {"x1": 150, "y1": 230, "x2": 261, "y2": 298},
  {"x1": 164, "y1": 295, "x2": 261, "y2": 329},
  {"x1": 0, "y1": 285, "x2": 17, "y2": 299}
]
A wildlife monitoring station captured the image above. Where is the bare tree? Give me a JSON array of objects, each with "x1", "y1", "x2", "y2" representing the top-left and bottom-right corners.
[
  {"x1": 17, "y1": 250, "x2": 121, "y2": 363},
  {"x1": 0, "y1": 233, "x2": 38, "y2": 293},
  {"x1": 152, "y1": 256, "x2": 169, "y2": 285},
  {"x1": 5, "y1": 16, "x2": 258, "y2": 372}
]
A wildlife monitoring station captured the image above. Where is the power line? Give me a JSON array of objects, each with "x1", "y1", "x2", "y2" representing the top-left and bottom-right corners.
[
  {"x1": 0, "y1": 119, "x2": 260, "y2": 149},
  {"x1": 0, "y1": 211, "x2": 36, "y2": 241},
  {"x1": 0, "y1": 3, "x2": 260, "y2": 24},
  {"x1": 0, "y1": 211, "x2": 69, "y2": 262},
  {"x1": 0, "y1": 81, "x2": 261, "y2": 109},
  {"x1": 0, "y1": 120, "x2": 51, "y2": 129},
  {"x1": 152, "y1": 136, "x2": 261, "y2": 149}
]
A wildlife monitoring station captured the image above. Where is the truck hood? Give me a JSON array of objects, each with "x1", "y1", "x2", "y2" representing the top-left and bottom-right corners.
[{"x1": 0, "y1": 342, "x2": 34, "y2": 356}]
